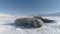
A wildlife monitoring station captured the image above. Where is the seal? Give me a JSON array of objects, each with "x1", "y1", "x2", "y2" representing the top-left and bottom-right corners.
[{"x1": 15, "y1": 18, "x2": 44, "y2": 28}]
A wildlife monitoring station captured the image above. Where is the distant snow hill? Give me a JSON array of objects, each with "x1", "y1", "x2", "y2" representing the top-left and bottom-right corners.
[{"x1": 0, "y1": 13, "x2": 18, "y2": 23}]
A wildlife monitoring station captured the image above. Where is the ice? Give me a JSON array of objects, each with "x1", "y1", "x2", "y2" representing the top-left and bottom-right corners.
[{"x1": 0, "y1": 16, "x2": 60, "y2": 34}]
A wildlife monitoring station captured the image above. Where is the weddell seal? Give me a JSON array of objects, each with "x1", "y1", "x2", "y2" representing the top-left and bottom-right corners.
[{"x1": 15, "y1": 18, "x2": 44, "y2": 28}]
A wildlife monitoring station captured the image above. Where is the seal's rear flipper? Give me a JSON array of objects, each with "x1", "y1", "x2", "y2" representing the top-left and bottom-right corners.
[{"x1": 33, "y1": 16, "x2": 54, "y2": 23}]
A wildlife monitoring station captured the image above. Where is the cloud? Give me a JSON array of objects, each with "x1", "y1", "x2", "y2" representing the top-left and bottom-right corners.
[
  {"x1": 38, "y1": 11, "x2": 60, "y2": 14},
  {"x1": 0, "y1": 14, "x2": 10, "y2": 16},
  {"x1": 0, "y1": 13, "x2": 18, "y2": 17}
]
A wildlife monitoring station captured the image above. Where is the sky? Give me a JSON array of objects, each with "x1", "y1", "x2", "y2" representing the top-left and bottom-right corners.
[{"x1": 0, "y1": 0, "x2": 60, "y2": 16}]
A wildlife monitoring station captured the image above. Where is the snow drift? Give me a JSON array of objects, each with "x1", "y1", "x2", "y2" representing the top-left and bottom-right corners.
[{"x1": 0, "y1": 14, "x2": 60, "y2": 34}]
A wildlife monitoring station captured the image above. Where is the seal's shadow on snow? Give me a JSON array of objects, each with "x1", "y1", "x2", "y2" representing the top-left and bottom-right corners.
[
  {"x1": 4, "y1": 23, "x2": 38, "y2": 29},
  {"x1": 4, "y1": 23, "x2": 25, "y2": 29}
]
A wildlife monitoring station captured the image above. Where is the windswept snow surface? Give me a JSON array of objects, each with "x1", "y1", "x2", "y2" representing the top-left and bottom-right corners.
[{"x1": 0, "y1": 15, "x2": 60, "y2": 34}]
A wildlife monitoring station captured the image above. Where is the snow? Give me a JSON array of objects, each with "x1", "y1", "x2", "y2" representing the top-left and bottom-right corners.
[{"x1": 0, "y1": 14, "x2": 60, "y2": 34}]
